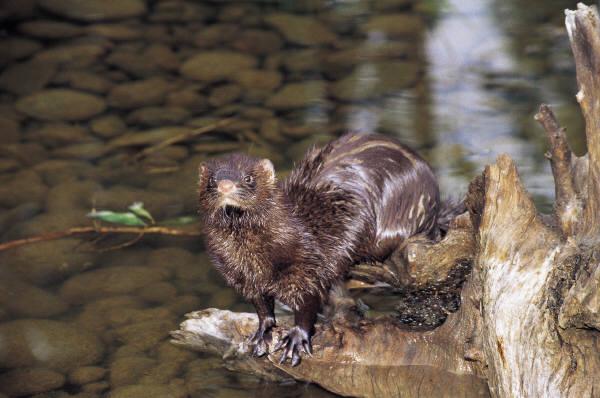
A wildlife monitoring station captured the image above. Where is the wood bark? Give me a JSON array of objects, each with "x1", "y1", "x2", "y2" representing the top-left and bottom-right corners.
[{"x1": 172, "y1": 4, "x2": 600, "y2": 397}]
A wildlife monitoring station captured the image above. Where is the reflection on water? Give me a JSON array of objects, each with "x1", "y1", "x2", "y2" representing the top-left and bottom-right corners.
[{"x1": 0, "y1": 0, "x2": 584, "y2": 396}]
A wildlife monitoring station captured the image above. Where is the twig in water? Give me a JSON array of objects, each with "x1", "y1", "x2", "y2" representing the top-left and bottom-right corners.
[
  {"x1": 0, "y1": 225, "x2": 201, "y2": 252},
  {"x1": 134, "y1": 118, "x2": 235, "y2": 161}
]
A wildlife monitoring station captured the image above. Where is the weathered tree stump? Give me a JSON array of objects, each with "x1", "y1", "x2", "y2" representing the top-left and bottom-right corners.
[{"x1": 172, "y1": 4, "x2": 600, "y2": 397}]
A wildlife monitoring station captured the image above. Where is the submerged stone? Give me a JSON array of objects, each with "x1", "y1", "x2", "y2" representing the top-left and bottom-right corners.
[
  {"x1": 38, "y1": 0, "x2": 147, "y2": 22},
  {"x1": 180, "y1": 51, "x2": 257, "y2": 82},
  {"x1": 266, "y1": 81, "x2": 326, "y2": 110},
  {"x1": 18, "y1": 20, "x2": 84, "y2": 38},
  {"x1": 264, "y1": 13, "x2": 337, "y2": 46},
  {"x1": 16, "y1": 89, "x2": 106, "y2": 121},
  {"x1": 0, "y1": 367, "x2": 66, "y2": 396},
  {"x1": 0, "y1": 60, "x2": 57, "y2": 95},
  {"x1": 0, "y1": 319, "x2": 104, "y2": 372},
  {"x1": 60, "y1": 266, "x2": 170, "y2": 304},
  {"x1": 107, "y1": 78, "x2": 172, "y2": 109}
]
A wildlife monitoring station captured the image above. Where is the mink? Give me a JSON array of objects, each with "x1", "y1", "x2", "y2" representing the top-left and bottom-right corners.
[{"x1": 198, "y1": 133, "x2": 441, "y2": 366}]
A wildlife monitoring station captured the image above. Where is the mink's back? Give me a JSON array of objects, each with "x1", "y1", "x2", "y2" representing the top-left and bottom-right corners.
[{"x1": 283, "y1": 133, "x2": 440, "y2": 268}]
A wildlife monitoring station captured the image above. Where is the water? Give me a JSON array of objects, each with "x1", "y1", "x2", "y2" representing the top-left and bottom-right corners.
[{"x1": 0, "y1": 0, "x2": 585, "y2": 397}]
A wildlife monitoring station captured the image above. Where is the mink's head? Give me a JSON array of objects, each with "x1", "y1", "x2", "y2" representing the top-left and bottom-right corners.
[{"x1": 198, "y1": 153, "x2": 277, "y2": 218}]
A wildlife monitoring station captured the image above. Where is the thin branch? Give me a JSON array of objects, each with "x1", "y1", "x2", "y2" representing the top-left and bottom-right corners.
[
  {"x1": 0, "y1": 225, "x2": 201, "y2": 252},
  {"x1": 133, "y1": 118, "x2": 235, "y2": 161},
  {"x1": 534, "y1": 104, "x2": 582, "y2": 237}
]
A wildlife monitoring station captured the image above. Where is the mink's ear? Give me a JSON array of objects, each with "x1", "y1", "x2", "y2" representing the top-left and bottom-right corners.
[
  {"x1": 198, "y1": 162, "x2": 208, "y2": 184},
  {"x1": 258, "y1": 159, "x2": 275, "y2": 184}
]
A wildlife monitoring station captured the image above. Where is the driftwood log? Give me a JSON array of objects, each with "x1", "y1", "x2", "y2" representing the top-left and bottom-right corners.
[{"x1": 172, "y1": 4, "x2": 600, "y2": 397}]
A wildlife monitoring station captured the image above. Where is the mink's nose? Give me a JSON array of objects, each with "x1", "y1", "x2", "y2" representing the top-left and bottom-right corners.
[{"x1": 217, "y1": 179, "x2": 236, "y2": 195}]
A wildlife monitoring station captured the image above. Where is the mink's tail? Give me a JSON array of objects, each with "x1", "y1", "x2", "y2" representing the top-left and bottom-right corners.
[{"x1": 436, "y1": 196, "x2": 467, "y2": 236}]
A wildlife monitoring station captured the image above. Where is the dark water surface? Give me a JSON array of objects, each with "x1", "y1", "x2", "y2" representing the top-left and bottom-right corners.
[{"x1": 0, "y1": 0, "x2": 585, "y2": 397}]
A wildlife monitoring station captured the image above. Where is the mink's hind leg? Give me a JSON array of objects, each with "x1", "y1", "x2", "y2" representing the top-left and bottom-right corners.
[
  {"x1": 249, "y1": 295, "x2": 275, "y2": 357},
  {"x1": 275, "y1": 295, "x2": 319, "y2": 366}
]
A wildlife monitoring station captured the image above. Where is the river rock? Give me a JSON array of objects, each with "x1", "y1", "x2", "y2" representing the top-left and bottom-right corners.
[
  {"x1": 28, "y1": 123, "x2": 93, "y2": 148},
  {"x1": 109, "y1": 384, "x2": 187, "y2": 398},
  {"x1": 38, "y1": 0, "x2": 147, "y2": 21},
  {"x1": 33, "y1": 43, "x2": 107, "y2": 67},
  {"x1": 360, "y1": 14, "x2": 424, "y2": 38},
  {"x1": 264, "y1": 13, "x2": 337, "y2": 46},
  {"x1": 2, "y1": 142, "x2": 48, "y2": 166},
  {"x1": 4, "y1": 211, "x2": 83, "y2": 241},
  {"x1": 6, "y1": 238, "x2": 96, "y2": 286},
  {"x1": 138, "y1": 282, "x2": 178, "y2": 304},
  {"x1": 150, "y1": 1, "x2": 213, "y2": 22},
  {"x1": 90, "y1": 114, "x2": 126, "y2": 138},
  {"x1": 260, "y1": 118, "x2": 284, "y2": 143},
  {"x1": 0, "y1": 367, "x2": 65, "y2": 396},
  {"x1": 86, "y1": 23, "x2": 143, "y2": 41},
  {"x1": 281, "y1": 49, "x2": 321, "y2": 73},
  {"x1": 0, "y1": 169, "x2": 47, "y2": 208},
  {"x1": 0, "y1": 38, "x2": 42, "y2": 65},
  {"x1": 232, "y1": 29, "x2": 283, "y2": 55},
  {"x1": 82, "y1": 381, "x2": 110, "y2": 394},
  {"x1": 180, "y1": 51, "x2": 256, "y2": 82},
  {"x1": 126, "y1": 106, "x2": 190, "y2": 126},
  {"x1": 18, "y1": 20, "x2": 84, "y2": 38},
  {"x1": 108, "y1": 78, "x2": 172, "y2": 109},
  {"x1": 331, "y1": 61, "x2": 420, "y2": 101},
  {"x1": 33, "y1": 160, "x2": 94, "y2": 186},
  {"x1": 108, "y1": 126, "x2": 189, "y2": 148},
  {"x1": 266, "y1": 80, "x2": 326, "y2": 110},
  {"x1": 0, "y1": 202, "x2": 40, "y2": 233},
  {"x1": 60, "y1": 266, "x2": 170, "y2": 304},
  {"x1": 76, "y1": 295, "x2": 144, "y2": 332},
  {"x1": 138, "y1": 361, "x2": 182, "y2": 385},
  {"x1": 107, "y1": 307, "x2": 174, "y2": 331},
  {"x1": 143, "y1": 44, "x2": 180, "y2": 71},
  {"x1": 57, "y1": 70, "x2": 114, "y2": 94},
  {"x1": 109, "y1": 356, "x2": 157, "y2": 387},
  {"x1": 113, "y1": 318, "x2": 175, "y2": 351},
  {"x1": 0, "y1": 60, "x2": 57, "y2": 95},
  {"x1": 0, "y1": 319, "x2": 104, "y2": 372},
  {"x1": 16, "y1": 89, "x2": 106, "y2": 121},
  {"x1": 0, "y1": 115, "x2": 20, "y2": 143},
  {"x1": 208, "y1": 84, "x2": 242, "y2": 107},
  {"x1": 106, "y1": 50, "x2": 159, "y2": 78},
  {"x1": 53, "y1": 141, "x2": 108, "y2": 159},
  {"x1": 0, "y1": 269, "x2": 68, "y2": 318},
  {"x1": 107, "y1": 45, "x2": 179, "y2": 77},
  {"x1": 192, "y1": 24, "x2": 240, "y2": 48},
  {"x1": 233, "y1": 69, "x2": 282, "y2": 91},
  {"x1": 166, "y1": 295, "x2": 201, "y2": 314},
  {"x1": 41, "y1": 177, "x2": 101, "y2": 212},
  {"x1": 166, "y1": 88, "x2": 208, "y2": 111},
  {"x1": 69, "y1": 366, "x2": 107, "y2": 385}
]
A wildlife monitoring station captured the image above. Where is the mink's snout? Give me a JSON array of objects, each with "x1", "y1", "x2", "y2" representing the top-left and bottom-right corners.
[{"x1": 217, "y1": 179, "x2": 236, "y2": 195}]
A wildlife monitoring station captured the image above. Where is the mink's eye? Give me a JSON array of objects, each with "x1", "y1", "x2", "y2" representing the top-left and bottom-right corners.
[
  {"x1": 244, "y1": 175, "x2": 254, "y2": 185},
  {"x1": 208, "y1": 177, "x2": 216, "y2": 187}
]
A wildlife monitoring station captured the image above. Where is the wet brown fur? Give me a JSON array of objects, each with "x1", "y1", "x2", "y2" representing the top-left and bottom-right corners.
[{"x1": 198, "y1": 133, "x2": 440, "y2": 312}]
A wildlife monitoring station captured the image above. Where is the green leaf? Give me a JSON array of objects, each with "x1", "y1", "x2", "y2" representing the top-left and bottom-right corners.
[
  {"x1": 159, "y1": 216, "x2": 199, "y2": 226},
  {"x1": 87, "y1": 210, "x2": 147, "y2": 226},
  {"x1": 128, "y1": 202, "x2": 155, "y2": 224}
]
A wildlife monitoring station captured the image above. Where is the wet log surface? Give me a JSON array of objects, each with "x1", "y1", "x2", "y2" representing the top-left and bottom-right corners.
[{"x1": 172, "y1": 4, "x2": 600, "y2": 397}]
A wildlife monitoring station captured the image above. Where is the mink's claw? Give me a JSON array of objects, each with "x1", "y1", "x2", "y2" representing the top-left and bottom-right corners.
[
  {"x1": 274, "y1": 326, "x2": 312, "y2": 366},
  {"x1": 248, "y1": 317, "x2": 275, "y2": 357}
]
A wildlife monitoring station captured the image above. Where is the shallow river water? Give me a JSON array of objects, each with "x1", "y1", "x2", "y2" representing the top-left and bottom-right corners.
[{"x1": 0, "y1": 0, "x2": 586, "y2": 397}]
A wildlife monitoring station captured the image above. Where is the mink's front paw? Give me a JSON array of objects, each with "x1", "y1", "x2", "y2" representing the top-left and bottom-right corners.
[
  {"x1": 273, "y1": 326, "x2": 312, "y2": 367},
  {"x1": 248, "y1": 317, "x2": 275, "y2": 357}
]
